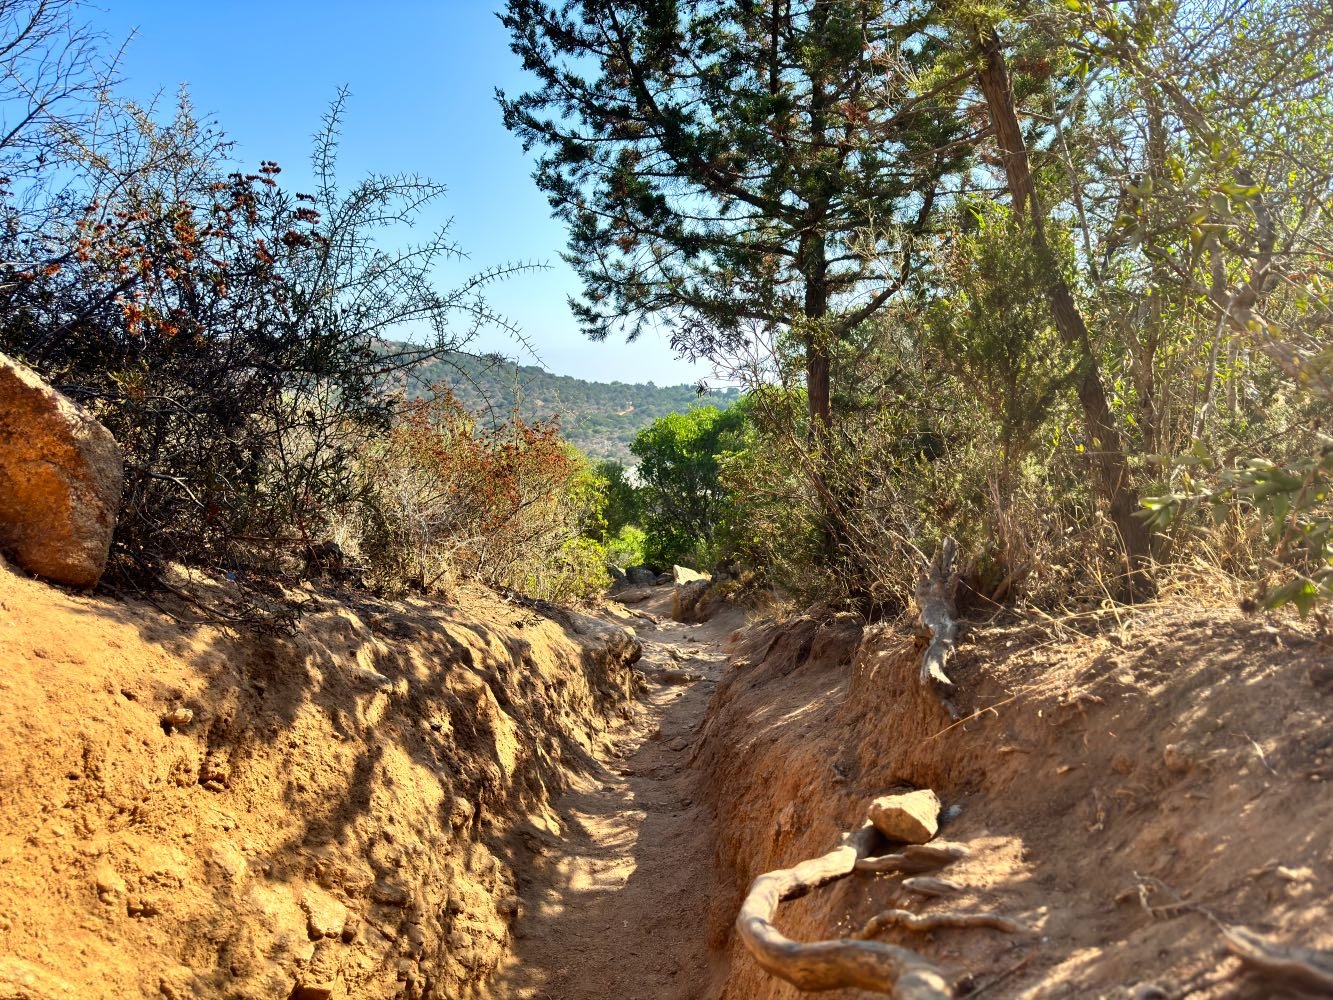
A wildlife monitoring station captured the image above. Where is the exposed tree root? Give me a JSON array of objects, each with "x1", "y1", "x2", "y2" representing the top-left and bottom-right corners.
[
  {"x1": 916, "y1": 537, "x2": 960, "y2": 689},
  {"x1": 735, "y1": 823, "x2": 954, "y2": 997},
  {"x1": 854, "y1": 909, "x2": 1028, "y2": 939},
  {"x1": 901, "y1": 876, "x2": 963, "y2": 898},
  {"x1": 855, "y1": 842, "x2": 971, "y2": 874},
  {"x1": 1222, "y1": 924, "x2": 1333, "y2": 994}
]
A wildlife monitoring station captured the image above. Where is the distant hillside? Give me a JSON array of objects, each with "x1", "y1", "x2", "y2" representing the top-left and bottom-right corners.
[{"x1": 380, "y1": 347, "x2": 741, "y2": 464}]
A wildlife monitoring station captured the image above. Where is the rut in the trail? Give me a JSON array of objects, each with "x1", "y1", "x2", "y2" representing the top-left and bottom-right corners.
[{"x1": 494, "y1": 588, "x2": 737, "y2": 1000}]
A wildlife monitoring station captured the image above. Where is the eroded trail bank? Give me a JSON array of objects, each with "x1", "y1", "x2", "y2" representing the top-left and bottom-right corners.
[
  {"x1": 494, "y1": 588, "x2": 739, "y2": 1000},
  {"x1": 4, "y1": 558, "x2": 1329, "y2": 1000},
  {"x1": 696, "y1": 605, "x2": 1333, "y2": 1000},
  {"x1": 0, "y1": 561, "x2": 644, "y2": 1000}
]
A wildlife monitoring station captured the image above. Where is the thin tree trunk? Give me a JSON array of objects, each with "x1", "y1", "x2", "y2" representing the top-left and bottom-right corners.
[{"x1": 977, "y1": 31, "x2": 1153, "y2": 596}]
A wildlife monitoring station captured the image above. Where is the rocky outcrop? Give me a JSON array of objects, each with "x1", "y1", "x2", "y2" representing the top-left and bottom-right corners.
[
  {"x1": 671, "y1": 579, "x2": 715, "y2": 622},
  {"x1": 626, "y1": 565, "x2": 657, "y2": 586},
  {"x1": 0, "y1": 354, "x2": 123, "y2": 587},
  {"x1": 672, "y1": 564, "x2": 711, "y2": 585}
]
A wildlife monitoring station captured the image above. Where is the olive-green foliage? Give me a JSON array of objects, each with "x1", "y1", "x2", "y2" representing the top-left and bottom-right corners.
[
  {"x1": 927, "y1": 204, "x2": 1078, "y2": 484},
  {"x1": 592, "y1": 460, "x2": 640, "y2": 538},
  {"x1": 604, "y1": 525, "x2": 647, "y2": 570},
  {"x1": 631, "y1": 406, "x2": 744, "y2": 569}
]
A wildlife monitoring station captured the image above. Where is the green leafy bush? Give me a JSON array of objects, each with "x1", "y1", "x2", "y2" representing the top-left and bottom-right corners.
[{"x1": 631, "y1": 406, "x2": 744, "y2": 568}]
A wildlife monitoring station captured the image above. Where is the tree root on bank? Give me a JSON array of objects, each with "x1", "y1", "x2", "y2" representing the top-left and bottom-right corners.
[
  {"x1": 1222, "y1": 924, "x2": 1333, "y2": 994},
  {"x1": 855, "y1": 841, "x2": 971, "y2": 874},
  {"x1": 735, "y1": 822, "x2": 954, "y2": 997},
  {"x1": 916, "y1": 536, "x2": 960, "y2": 689},
  {"x1": 901, "y1": 876, "x2": 963, "y2": 899},
  {"x1": 736, "y1": 815, "x2": 1031, "y2": 996},
  {"x1": 854, "y1": 909, "x2": 1028, "y2": 939}
]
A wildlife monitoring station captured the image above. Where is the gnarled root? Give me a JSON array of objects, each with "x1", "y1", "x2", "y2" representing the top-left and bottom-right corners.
[
  {"x1": 735, "y1": 824, "x2": 954, "y2": 997},
  {"x1": 855, "y1": 909, "x2": 1028, "y2": 940},
  {"x1": 1222, "y1": 924, "x2": 1333, "y2": 994},
  {"x1": 855, "y1": 841, "x2": 971, "y2": 875},
  {"x1": 916, "y1": 537, "x2": 960, "y2": 689}
]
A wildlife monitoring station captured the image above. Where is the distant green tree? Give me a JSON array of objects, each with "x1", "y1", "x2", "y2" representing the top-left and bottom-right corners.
[
  {"x1": 631, "y1": 406, "x2": 744, "y2": 567},
  {"x1": 593, "y1": 459, "x2": 640, "y2": 537}
]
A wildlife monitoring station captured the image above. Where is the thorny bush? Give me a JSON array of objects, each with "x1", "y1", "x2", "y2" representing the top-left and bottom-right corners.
[{"x1": 0, "y1": 92, "x2": 531, "y2": 622}]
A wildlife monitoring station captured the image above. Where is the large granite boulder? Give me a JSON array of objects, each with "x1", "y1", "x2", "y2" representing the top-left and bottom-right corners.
[
  {"x1": 671, "y1": 564, "x2": 711, "y2": 584},
  {"x1": 0, "y1": 354, "x2": 123, "y2": 587},
  {"x1": 626, "y1": 565, "x2": 657, "y2": 587}
]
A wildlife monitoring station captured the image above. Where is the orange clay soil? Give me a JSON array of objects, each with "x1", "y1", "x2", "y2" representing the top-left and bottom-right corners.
[
  {"x1": 698, "y1": 600, "x2": 1333, "y2": 1000},
  {"x1": 2, "y1": 554, "x2": 1330, "y2": 1000},
  {"x1": 0, "y1": 557, "x2": 644, "y2": 1000}
]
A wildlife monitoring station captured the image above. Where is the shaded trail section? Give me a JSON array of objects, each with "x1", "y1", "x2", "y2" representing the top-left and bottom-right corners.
[{"x1": 494, "y1": 588, "x2": 737, "y2": 1000}]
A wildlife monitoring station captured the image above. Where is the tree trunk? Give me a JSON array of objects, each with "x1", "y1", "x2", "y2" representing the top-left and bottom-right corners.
[
  {"x1": 977, "y1": 31, "x2": 1153, "y2": 596},
  {"x1": 806, "y1": 337, "x2": 832, "y2": 431}
]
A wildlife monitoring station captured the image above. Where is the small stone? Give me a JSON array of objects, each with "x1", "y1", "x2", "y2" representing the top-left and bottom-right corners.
[
  {"x1": 125, "y1": 895, "x2": 160, "y2": 918},
  {"x1": 448, "y1": 797, "x2": 475, "y2": 829},
  {"x1": 302, "y1": 887, "x2": 348, "y2": 939},
  {"x1": 163, "y1": 707, "x2": 194, "y2": 729},
  {"x1": 369, "y1": 879, "x2": 410, "y2": 907},
  {"x1": 868, "y1": 789, "x2": 941, "y2": 844},
  {"x1": 94, "y1": 863, "x2": 126, "y2": 903},
  {"x1": 1162, "y1": 743, "x2": 1193, "y2": 774}
]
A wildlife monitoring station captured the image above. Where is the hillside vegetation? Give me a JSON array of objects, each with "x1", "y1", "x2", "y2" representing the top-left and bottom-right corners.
[{"x1": 386, "y1": 347, "x2": 740, "y2": 464}]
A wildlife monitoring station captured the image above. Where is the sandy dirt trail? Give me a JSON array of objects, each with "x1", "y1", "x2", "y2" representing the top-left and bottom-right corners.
[{"x1": 494, "y1": 588, "x2": 738, "y2": 1000}]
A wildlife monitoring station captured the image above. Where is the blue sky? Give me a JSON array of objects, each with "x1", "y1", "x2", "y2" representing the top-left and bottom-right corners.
[{"x1": 86, "y1": 1, "x2": 709, "y2": 386}]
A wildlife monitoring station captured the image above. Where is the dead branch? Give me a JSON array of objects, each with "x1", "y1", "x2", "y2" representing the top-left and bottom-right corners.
[
  {"x1": 735, "y1": 822, "x2": 954, "y2": 997},
  {"x1": 1222, "y1": 924, "x2": 1333, "y2": 994},
  {"x1": 854, "y1": 909, "x2": 1028, "y2": 939},
  {"x1": 916, "y1": 537, "x2": 960, "y2": 688},
  {"x1": 855, "y1": 841, "x2": 971, "y2": 875}
]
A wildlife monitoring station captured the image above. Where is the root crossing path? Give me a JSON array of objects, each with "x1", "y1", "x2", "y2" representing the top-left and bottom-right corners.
[{"x1": 495, "y1": 588, "x2": 737, "y2": 1000}]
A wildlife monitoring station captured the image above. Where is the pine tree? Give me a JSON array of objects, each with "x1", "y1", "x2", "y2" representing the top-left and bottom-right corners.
[{"x1": 499, "y1": 0, "x2": 973, "y2": 430}]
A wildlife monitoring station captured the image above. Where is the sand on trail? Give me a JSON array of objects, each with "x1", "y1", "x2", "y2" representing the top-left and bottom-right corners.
[{"x1": 494, "y1": 587, "x2": 740, "y2": 1000}]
